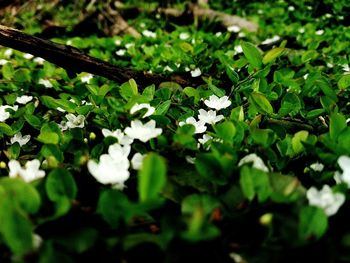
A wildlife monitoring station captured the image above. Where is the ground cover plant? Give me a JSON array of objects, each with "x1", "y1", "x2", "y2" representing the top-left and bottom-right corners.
[{"x1": 0, "y1": 0, "x2": 350, "y2": 262}]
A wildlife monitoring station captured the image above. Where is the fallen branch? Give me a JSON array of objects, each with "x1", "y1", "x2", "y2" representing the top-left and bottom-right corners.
[{"x1": 0, "y1": 25, "x2": 189, "y2": 87}]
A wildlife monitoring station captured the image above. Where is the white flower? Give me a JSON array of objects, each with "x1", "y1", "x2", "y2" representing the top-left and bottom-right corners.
[
  {"x1": 315, "y1": 29, "x2": 324, "y2": 35},
  {"x1": 0, "y1": 105, "x2": 18, "y2": 122},
  {"x1": 185, "y1": 155, "x2": 196, "y2": 164},
  {"x1": 125, "y1": 43, "x2": 134, "y2": 49},
  {"x1": 306, "y1": 185, "x2": 345, "y2": 216},
  {"x1": 303, "y1": 73, "x2": 309, "y2": 80},
  {"x1": 57, "y1": 107, "x2": 66, "y2": 113},
  {"x1": 215, "y1": 32, "x2": 222, "y2": 37},
  {"x1": 142, "y1": 30, "x2": 156, "y2": 38},
  {"x1": 140, "y1": 22, "x2": 146, "y2": 28},
  {"x1": 65, "y1": 113, "x2": 85, "y2": 129},
  {"x1": 198, "y1": 134, "x2": 213, "y2": 145},
  {"x1": 124, "y1": 120, "x2": 162, "y2": 142},
  {"x1": 164, "y1": 65, "x2": 174, "y2": 72},
  {"x1": 33, "y1": 57, "x2": 45, "y2": 65},
  {"x1": 131, "y1": 153, "x2": 145, "y2": 170},
  {"x1": 38, "y1": 78, "x2": 53, "y2": 88},
  {"x1": 238, "y1": 32, "x2": 246, "y2": 38},
  {"x1": 23, "y1": 53, "x2": 34, "y2": 60},
  {"x1": 130, "y1": 103, "x2": 155, "y2": 118},
  {"x1": 204, "y1": 95, "x2": 231, "y2": 111},
  {"x1": 227, "y1": 25, "x2": 240, "y2": 33},
  {"x1": 298, "y1": 28, "x2": 305, "y2": 34},
  {"x1": 310, "y1": 162, "x2": 324, "y2": 172},
  {"x1": 288, "y1": 6, "x2": 295, "y2": 11},
  {"x1": 334, "y1": 155, "x2": 350, "y2": 187},
  {"x1": 238, "y1": 153, "x2": 269, "y2": 172},
  {"x1": 116, "y1": 49, "x2": 126, "y2": 56},
  {"x1": 114, "y1": 39, "x2": 122, "y2": 46},
  {"x1": 10, "y1": 132, "x2": 31, "y2": 146},
  {"x1": 0, "y1": 59, "x2": 8, "y2": 65},
  {"x1": 179, "y1": 117, "x2": 207, "y2": 134},
  {"x1": 66, "y1": 40, "x2": 73, "y2": 45},
  {"x1": 8, "y1": 159, "x2": 45, "y2": 182},
  {"x1": 32, "y1": 234, "x2": 43, "y2": 250},
  {"x1": 234, "y1": 45, "x2": 243, "y2": 54},
  {"x1": 179, "y1": 32, "x2": 190, "y2": 40},
  {"x1": 4, "y1": 49, "x2": 13, "y2": 58},
  {"x1": 81, "y1": 74, "x2": 93, "y2": 83},
  {"x1": 198, "y1": 109, "x2": 224, "y2": 125},
  {"x1": 190, "y1": 68, "x2": 202, "y2": 77},
  {"x1": 88, "y1": 154, "x2": 129, "y2": 187},
  {"x1": 341, "y1": 64, "x2": 350, "y2": 72},
  {"x1": 102, "y1": 128, "x2": 134, "y2": 145},
  {"x1": 16, "y1": 95, "x2": 33, "y2": 104},
  {"x1": 261, "y1": 35, "x2": 281, "y2": 45}
]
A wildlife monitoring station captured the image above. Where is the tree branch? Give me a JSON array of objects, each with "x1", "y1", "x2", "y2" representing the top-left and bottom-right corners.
[{"x1": 0, "y1": 25, "x2": 189, "y2": 87}]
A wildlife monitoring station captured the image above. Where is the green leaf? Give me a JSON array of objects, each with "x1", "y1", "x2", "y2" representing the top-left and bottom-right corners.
[
  {"x1": 24, "y1": 114, "x2": 42, "y2": 129},
  {"x1": 138, "y1": 153, "x2": 167, "y2": 202},
  {"x1": 241, "y1": 41, "x2": 262, "y2": 69},
  {"x1": 120, "y1": 79, "x2": 138, "y2": 100},
  {"x1": 315, "y1": 78, "x2": 338, "y2": 102},
  {"x1": 239, "y1": 166, "x2": 255, "y2": 201},
  {"x1": 155, "y1": 100, "x2": 171, "y2": 115},
  {"x1": 301, "y1": 50, "x2": 318, "y2": 63},
  {"x1": 249, "y1": 92, "x2": 273, "y2": 114},
  {"x1": 292, "y1": 130, "x2": 309, "y2": 154},
  {"x1": 14, "y1": 68, "x2": 31, "y2": 82},
  {"x1": 338, "y1": 74, "x2": 350, "y2": 90},
  {"x1": 0, "y1": 122, "x2": 13, "y2": 136},
  {"x1": 2, "y1": 63, "x2": 14, "y2": 80},
  {"x1": 251, "y1": 128, "x2": 276, "y2": 147},
  {"x1": 195, "y1": 153, "x2": 226, "y2": 185},
  {"x1": 213, "y1": 121, "x2": 236, "y2": 144},
  {"x1": 97, "y1": 190, "x2": 130, "y2": 228},
  {"x1": 46, "y1": 169, "x2": 77, "y2": 201},
  {"x1": 262, "y1": 47, "x2": 286, "y2": 64},
  {"x1": 37, "y1": 132, "x2": 60, "y2": 144},
  {"x1": 329, "y1": 113, "x2": 347, "y2": 140},
  {"x1": 278, "y1": 92, "x2": 301, "y2": 116},
  {"x1": 299, "y1": 206, "x2": 328, "y2": 240},
  {"x1": 40, "y1": 144, "x2": 64, "y2": 162}
]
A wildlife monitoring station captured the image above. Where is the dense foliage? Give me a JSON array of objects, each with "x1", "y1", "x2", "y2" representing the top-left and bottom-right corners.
[{"x1": 0, "y1": 0, "x2": 350, "y2": 262}]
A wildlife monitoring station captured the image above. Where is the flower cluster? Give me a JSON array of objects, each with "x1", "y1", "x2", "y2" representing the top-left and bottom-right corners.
[{"x1": 8, "y1": 159, "x2": 45, "y2": 182}]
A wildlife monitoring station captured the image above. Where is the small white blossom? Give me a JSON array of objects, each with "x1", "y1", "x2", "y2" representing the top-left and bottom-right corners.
[
  {"x1": 0, "y1": 105, "x2": 18, "y2": 122},
  {"x1": 288, "y1": 6, "x2": 295, "y2": 11},
  {"x1": 81, "y1": 74, "x2": 93, "y2": 84},
  {"x1": 66, "y1": 40, "x2": 73, "y2": 45},
  {"x1": 179, "y1": 117, "x2": 207, "y2": 134},
  {"x1": 4, "y1": 49, "x2": 13, "y2": 58},
  {"x1": 334, "y1": 155, "x2": 350, "y2": 187},
  {"x1": 32, "y1": 234, "x2": 43, "y2": 250},
  {"x1": 306, "y1": 185, "x2": 345, "y2": 216},
  {"x1": 234, "y1": 45, "x2": 243, "y2": 54},
  {"x1": 238, "y1": 153, "x2": 269, "y2": 172},
  {"x1": 310, "y1": 162, "x2": 324, "y2": 172},
  {"x1": 0, "y1": 59, "x2": 8, "y2": 65},
  {"x1": 164, "y1": 65, "x2": 174, "y2": 72},
  {"x1": 102, "y1": 128, "x2": 134, "y2": 145},
  {"x1": 261, "y1": 35, "x2": 281, "y2": 45},
  {"x1": 114, "y1": 39, "x2": 122, "y2": 46},
  {"x1": 179, "y1": 32, "x2": 190, "y2": 40},
  {"x1": 185, "y1": 155, "x2": 196, "y2": 164},
  {"x1": 116, "y1": 49, "x2": 126, "y2": 56},
  {"x1": 227, "y1": 25, "x2": 240, "y2": 33},
  {"x1": 185, "y1": 66, "x2": 190, "y2": 72},
  {"x1": 238, "y1": 32, "x2": 246, "y2": 38},
  {"x1": 190, "y1": 68, "x2": 202, "y2": 77},
  {"x1": 38, "y1": 78, "x2": 53, "y2": 88},
  {"x1": 57, "y1": 107, "x2": 66, "y2": 113},
  {"x1": 10, "y1": 132, "x2": 31, "y2": 146},
  {"x1": 131, "y1": 153, "x2": 145, "y2": 170},
  {"x1": 215, "y1": 32, "x2": 222, "y2": 37},
  {"x1": 125, "y1": 43, "x2": 134, "y2": 49},
  {"x1": 303, "y1": 73, "x2": 309, "y2": 80},
  {"x1": 33, "y1": 57, "x2": 45, "y2": 65},
  {"x1": 23, "y1": 53, "x2": 34, "y2": 60},
  {"x1": 140, "y1": 22, "x2": 146, "y2": 28},
  {"x1": 130, "y1": 103, "x2": 155, "y2": 118},
  {"x1": 198, "y1": 109, "x2": 224, "y2": 125},
  {"x1": 298, "y1": 28, "x2": 305, "y2": 34},
  {"x1": 315, "y1": 29, "x2": 324, "y2": 35},
  {"x1": 8, "y1": 159, "x2": 45, "y2": 182},
  {"x1": 88, "y1": 149, "x2": 130, "y2": 187},
  {"x1": 65, "y1": 113, "x2": 85, "y2": 129},
  {"x1": 16, "y1": 95, "x2": 33, "y2": 104},
  {"x1": 198, "y1": 134, "x2": 213, "y2": 145},
  {"x1": 142, "y1": 30, "x2": 156, "y2": 38},
  {"x1": 341, "y1": 64, "x2": 350, "y2": 72},
  {"x1": 124, "y1": 120, "x2": 162, "y2": 142},
  {"x1": 204, "y1": 95, "x2": 232, "y2": 111}
]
